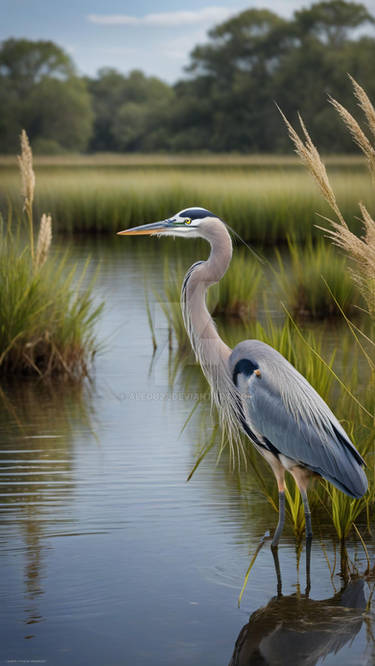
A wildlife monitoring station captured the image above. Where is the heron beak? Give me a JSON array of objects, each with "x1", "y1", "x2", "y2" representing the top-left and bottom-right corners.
[{"x1": 117, "y1": 220, "x2": 170, "y2": 236}]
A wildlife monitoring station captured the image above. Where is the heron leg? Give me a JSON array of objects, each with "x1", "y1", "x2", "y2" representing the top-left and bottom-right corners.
[
  {"x1": 271, "y1": 542, "x2": 283, "y2": 597},
  {"x1": 290, "y1": 466, "x2": 313, "y2": 541},
  {"x1": 305, "y1": 531, "x2": 312, "y2": 597},
  {"x1": 271, "y1": 490, "x2": 285, "y2": 549},
  {"x1": 301, "y1": 489, "x2": 313, "y2": 540},
  {"x1": 270, "y1": 465, "x2": 285, "y2": 549}
]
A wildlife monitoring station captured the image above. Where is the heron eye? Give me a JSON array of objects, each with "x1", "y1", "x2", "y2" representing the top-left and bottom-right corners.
[{"x1": 185, "y1": 218, "x2": 192, "y2": 225}]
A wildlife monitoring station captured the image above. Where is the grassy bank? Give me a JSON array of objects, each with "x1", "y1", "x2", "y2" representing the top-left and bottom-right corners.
[
  {"x1": 0, "y1": 157, "x2": 373, "y2": 243},
  {"x1": 0, "y1": 133, "x2": 102, "y2": 378}
]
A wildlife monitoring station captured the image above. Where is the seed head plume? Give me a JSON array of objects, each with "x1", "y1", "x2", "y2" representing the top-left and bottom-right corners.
[
  {"x1": 348, "y1": 74, "x2": 375, "y2": 143},
  {"x1": 17, "y1": 129, "x2": 36, "y2": 261},
  {"x1": 18, "y1": 130, "x2": 35, "y2": 212},
  {"x1": 279, "y1": 76, "x2": 375, "y2": 317},
  {"x1": 329, "y1": 95, "x2": 375, "y2": 182},
  {"x1": 276, "y1": 104, "x2": 347, "y2": 227},
  {"x1": 35, "y1": 214, "x2": 52, "y2": 269}
]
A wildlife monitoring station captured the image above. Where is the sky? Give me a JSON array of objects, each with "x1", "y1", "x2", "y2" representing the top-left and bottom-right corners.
[{"x1": 2, "y1": 0, "x2": 375, "y2": 82}]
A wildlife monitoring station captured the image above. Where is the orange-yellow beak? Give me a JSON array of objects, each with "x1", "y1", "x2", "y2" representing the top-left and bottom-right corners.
[{"x1": 117, "y1": 220, "x2": 170, "y2": 236}]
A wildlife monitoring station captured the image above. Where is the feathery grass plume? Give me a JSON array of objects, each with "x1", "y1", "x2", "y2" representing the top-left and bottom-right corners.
[
  {"x1": 276, "y1": 105, "x2": 347, "y2": 227},
  {"x1": 329, "y1": 95, "x2": 375, "y2": 181},
  {"x1": 35, "y1": 214, "x2": 52, "y2": 269},
  {"x1": 348, "y1": 74, "x2": 375, "y2": 143},
  {"x1": 18, "y1": 130, "x2": 35, "y2": 209},
  {"x1": 321, "y1": 202, "x2": 375, "y2": 316},
  {"x1": 17, "y1": 130, "x2": 35, "y2": 260},
  {"x1": 280, "y1": 81, "x2": 375, "y2": 317}
]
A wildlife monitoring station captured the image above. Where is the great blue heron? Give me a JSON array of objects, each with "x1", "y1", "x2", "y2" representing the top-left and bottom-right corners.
[{"x1": 118, "y1": 207, "x2": 368, "y2": 547}]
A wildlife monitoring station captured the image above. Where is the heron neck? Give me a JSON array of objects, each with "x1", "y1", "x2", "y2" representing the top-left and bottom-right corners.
[{"x1": 182, "y1": 222, "x2": 233, "y2": 364}]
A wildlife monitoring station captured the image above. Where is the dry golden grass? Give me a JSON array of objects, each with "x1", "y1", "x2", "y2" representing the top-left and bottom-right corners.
[
  {"x1": 17, "y1": 130, "x2": 36, "y2": 260},
  {"x1": 329, "y1": 96, "x2": 375, "y2": 182},
  {"x1": 277, "y1": 105, "x2": 346, "y2": 227},
  {"x1": 280, "y1": 76, "x2": 375, "y2": 317},
  {"x1": 35, "y1": 213, "x2": 52, "y2": 269},
  {"x1": 349, "y1": 74, "x2": 375, "y2": 143},
  {"x1": 17, "y1": 130, "x2": 35, "y2": 209}
]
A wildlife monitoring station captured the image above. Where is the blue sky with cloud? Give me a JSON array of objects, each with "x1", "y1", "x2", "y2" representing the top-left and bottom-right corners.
[{"x1": 2, "y1": 1, "x2": 375, "y2": 81}]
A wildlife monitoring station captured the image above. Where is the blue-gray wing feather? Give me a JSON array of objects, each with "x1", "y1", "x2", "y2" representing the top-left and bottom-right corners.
[{"x1": 229, "y1": 340, "x2": 367, "y2": 498}]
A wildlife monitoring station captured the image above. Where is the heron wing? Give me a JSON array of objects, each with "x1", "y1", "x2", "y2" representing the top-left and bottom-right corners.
[{"x1": 229, "y1": 339, "x2": 367, "y2": 498}]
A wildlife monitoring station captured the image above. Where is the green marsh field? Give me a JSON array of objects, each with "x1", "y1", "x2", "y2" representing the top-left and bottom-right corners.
[{"x1": 1, "y1": 154, "x2": 373, "y2": 241}]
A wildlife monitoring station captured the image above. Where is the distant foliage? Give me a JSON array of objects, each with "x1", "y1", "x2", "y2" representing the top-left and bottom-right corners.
[
  {"x1": 0, "y1": 39, "x2": 93, "y2": 153},
  {"x1": 1, "y1": 1, "x2": 375, "y2": 153}
]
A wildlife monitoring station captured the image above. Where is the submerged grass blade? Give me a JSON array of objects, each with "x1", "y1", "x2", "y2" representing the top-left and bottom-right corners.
[{"x1": 238, "y1": 535, "x2": 268, "y2": 607}]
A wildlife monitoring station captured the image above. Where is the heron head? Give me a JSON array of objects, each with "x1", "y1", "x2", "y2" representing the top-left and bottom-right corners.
[{"x1": 117, "y1": 207, "x2": 223, "y2": 239}]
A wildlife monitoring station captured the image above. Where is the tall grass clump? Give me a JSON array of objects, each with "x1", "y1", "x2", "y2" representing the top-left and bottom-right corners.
[
  {"x1": 0, "y1": 131, "x2": 102, "y2": 377},
  {"x1": 274, "y1": 236, "x2": 362, "y2": 318}
]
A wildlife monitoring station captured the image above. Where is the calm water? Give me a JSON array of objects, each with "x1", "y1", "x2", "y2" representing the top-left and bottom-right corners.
[{"x1": 0, "y1": 238, "x2": 374, "y2": 665}]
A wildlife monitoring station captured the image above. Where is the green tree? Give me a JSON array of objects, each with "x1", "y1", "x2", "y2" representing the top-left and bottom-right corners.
[
  {"x1": 294, "y1": 0, "x2": 374, "y2": 45},
  {"x1": 171, "y1": 1, "x2": 375, "y2": 152},
  {"x1": 0, "y1": 38, "x2": 92, "y2": 153},
  {"x1": 88, "y1": 68, "x2": 174, "y2": 151}
]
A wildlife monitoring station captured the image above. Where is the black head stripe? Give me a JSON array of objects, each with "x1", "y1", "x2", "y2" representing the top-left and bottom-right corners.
[{"x1": 180, "y1": 208, "x2": 216, "y2": 220}]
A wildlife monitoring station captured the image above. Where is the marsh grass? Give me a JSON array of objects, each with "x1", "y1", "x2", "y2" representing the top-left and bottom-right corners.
[
  {"x1": 0, "y1": 132, "x2": 103, "y2": 377},
  {"x1": 0, "y1": 227, "x2": 102, "y2": 376},
  {"x1": 274, "y1": 236, "x2": 362, "y2": 318},
  {"x1": 1, "y1": 162, "x2": 374, "y2": 243}
]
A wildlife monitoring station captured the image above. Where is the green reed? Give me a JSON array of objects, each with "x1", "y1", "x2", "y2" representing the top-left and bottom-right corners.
[
  {"x1": 1, "y1": 161, "x2": 374, "y2": 243},
  {"x1": 0, "y1": 223, "x2": 103, "y2": 377},
  {"x1": 274, "y1": 236, "x2": 362, "y2": 318}
]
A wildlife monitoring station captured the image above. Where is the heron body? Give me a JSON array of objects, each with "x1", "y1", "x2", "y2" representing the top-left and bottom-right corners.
[{"x1": 118, "y1": 207, "x2": 368, "y2": 546}]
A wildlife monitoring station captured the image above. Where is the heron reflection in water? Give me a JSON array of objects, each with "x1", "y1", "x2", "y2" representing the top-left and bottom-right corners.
[
  {"x1": 229, "y1": 546, "x2": 369, "y2": 666},
  {"x1": 118, "y1": 207, "x2": 367, "y2": 549}
]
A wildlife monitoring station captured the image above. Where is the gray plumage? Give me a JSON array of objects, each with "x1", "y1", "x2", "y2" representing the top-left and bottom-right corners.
[
  {"x1": 118, "y1": 206, "x2": 368, "y2": 546},
  {"x1": 229, "y1": 340, "x2": 367, "y2": 499}
]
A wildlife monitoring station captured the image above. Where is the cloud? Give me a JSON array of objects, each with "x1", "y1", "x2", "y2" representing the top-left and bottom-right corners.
[
  {"x1": 87, "y1": 6, "x2": 233, "y2": 28},
  {"x1": 163, "y1": 29, "x2": 209, "y2": 60}
]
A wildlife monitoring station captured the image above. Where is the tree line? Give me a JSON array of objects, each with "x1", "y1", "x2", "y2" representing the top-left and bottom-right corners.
[{"x1": 1, "y1": 1, "x2": 375, "y2": 154}]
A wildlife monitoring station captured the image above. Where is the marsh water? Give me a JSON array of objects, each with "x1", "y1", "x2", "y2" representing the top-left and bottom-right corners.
[{"x1": 1, "y1": 238, "x2": 374, "y2": 665}]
